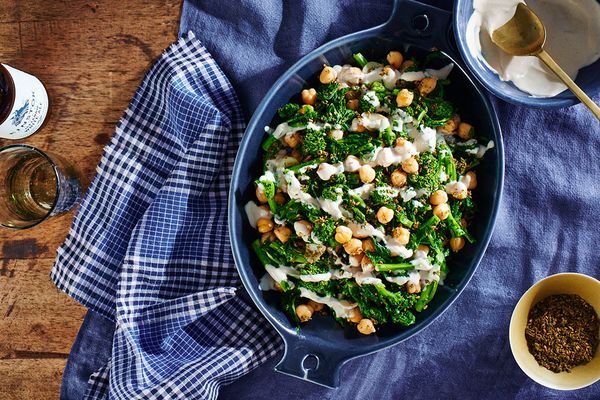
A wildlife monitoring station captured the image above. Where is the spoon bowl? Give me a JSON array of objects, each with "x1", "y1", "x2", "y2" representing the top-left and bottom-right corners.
[{"x1": 491, "y1": 3, "x2": 545, "y2": 56}]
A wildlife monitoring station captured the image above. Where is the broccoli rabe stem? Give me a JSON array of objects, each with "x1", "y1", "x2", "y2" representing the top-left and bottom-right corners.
[
  {"x1": 353, "y1": 52, "x2": 368, "y2": 67},
  {"x1": 251, "y1": 239, "x2": 271, "y2": 266},
  {"x1": 375, "y1": 263, "x2": 414, "y2": 272},
  {"x1": 285, "y1": 159, "x2": 324, "y2": 173},
  {"x1": 414, "y1": 280, "x2": 438, "y2": 312},
  {"x1": 261, "y1": 134, "x2": 277, "y2": 151},
  {"x1": 446, "y1": 212, "x2": 475, "y2": 244},
  {"x1": 256, "y1": 179, "x2": 278, "y2": 213},
  {"x1": 415, "y1": 215, "x2": 440, "y2": 243}
]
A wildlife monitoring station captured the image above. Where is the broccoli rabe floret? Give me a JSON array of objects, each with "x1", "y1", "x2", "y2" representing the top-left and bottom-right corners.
[
  {"x1": 311, "y1": 217, "x2": 336, "y2": 244},
  {"x1": 277, "y1": 103, "x2": 300, "y2": 120},
  {"x1": 301, "y1": 128, "x2": 327, "y2": 157},
  {"x1": 407, "y1": 151, "x2": 441, "y2": 192},
  {"x1": 255, "y1": 178, "x2": 278, "y2": 213},
  {"x1": 340, "y1": 280, "x2": 417, "y2": 325}
]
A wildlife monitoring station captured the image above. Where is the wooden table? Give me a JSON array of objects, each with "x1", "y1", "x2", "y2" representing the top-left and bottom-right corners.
[{"x1": 0, "y1": 1, "x2": 180, "y2": 397}]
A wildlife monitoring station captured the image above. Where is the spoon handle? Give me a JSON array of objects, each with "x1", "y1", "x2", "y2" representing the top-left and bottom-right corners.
[{"x1": 537, "y1": 50, "x2": 600, "y2": 120}]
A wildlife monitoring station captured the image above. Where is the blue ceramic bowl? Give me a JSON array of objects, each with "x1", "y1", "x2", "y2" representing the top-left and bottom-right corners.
[
  {"x1": 454, "y1": 0, "x2": 600, "y2": 109},
  {"x1": 229, "y1": 0, "x2": 504, "y2": 388}
]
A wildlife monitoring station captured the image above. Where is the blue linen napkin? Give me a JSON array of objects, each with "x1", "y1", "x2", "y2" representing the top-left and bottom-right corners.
[
  {"x1": 60, "y1": 0, "x2": 600, "y2": 399},
  {"x1": 53, "y1": 32, "x2": 280, "y2": 399}
]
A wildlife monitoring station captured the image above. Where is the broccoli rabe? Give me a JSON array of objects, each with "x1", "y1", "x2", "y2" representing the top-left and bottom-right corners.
[
  {"x1": 255, "y1": 178, "x2": 278, "y2": 213},
  {"x1": 340, "y1": 280, "x2": 417, "y2": 325},
  {"x1": 301, "y1": 128, "x2": 327, "y2": 157},
  {"x1": 312, "y1": 217, "x2": 336, "y2": 244}
]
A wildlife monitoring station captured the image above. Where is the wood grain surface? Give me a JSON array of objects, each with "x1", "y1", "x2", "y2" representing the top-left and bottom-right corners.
[{"x1": 0, "y1": 1, "x2": 181, "y2": 398}]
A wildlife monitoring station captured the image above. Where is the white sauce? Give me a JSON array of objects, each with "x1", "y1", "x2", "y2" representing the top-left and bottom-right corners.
[
  {"x1": 409, "y1": 126, "x2": 437, "y2": 153},
  {"x1": 363, "y1": 91, "x2": 380, "y2": 108},
  {"x1": 300, "y1": 272, "x2": 332, "y2": 282},
  {"x1": 351, "y1": 113, "x2": 390, "y2": 132},
  {"x1": 299, "y1": 287, "x2": 357, "y2": 318},
  {"x1": 317, "y1": 162, "x2": 344, "y2": 181},
  {"x1": 272, "y1": 122, "x2": 304, "y2": 139},
  {"x1": 284, "y1": 170, "x2": 319, "y2": 208},
  {"x1": 466, "y1": 0, "x2": 600, "y2": 97},
  {"x1": 348, "y1": 183, "x2": 374, "y2": 199},
  {"x1": 244, "y1": 201, "x2": 271, "y2": 228},
  {"x1": 354, "y1": 271, "x2": 383, "y2": 286},
  {"x1": 294, "y1": 221, "x2": 312, "y2": 242},
  {"x1": 319, "y1": 196, "x2": 345, "y2": 220},
  {"x1": 265, "y1": 264, "x2": 298, "y2": 283}
]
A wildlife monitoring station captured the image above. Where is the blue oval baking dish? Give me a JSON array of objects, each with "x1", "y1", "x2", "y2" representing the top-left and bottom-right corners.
[{"x1": 229, "y1": 0, "x2": 504, "y2": 388}]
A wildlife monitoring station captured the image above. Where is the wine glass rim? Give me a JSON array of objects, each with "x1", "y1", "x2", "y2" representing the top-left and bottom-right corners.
[{"x1": 0, "y1": 144, "x2": 61, "y2": 230}]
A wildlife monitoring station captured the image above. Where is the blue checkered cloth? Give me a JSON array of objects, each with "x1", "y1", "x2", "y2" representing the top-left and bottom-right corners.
[{"x1": 51, "y1": 32, "x2": 281, "y2": 399}]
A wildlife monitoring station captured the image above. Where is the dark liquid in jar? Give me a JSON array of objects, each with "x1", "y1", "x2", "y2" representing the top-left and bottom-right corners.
[{"x1": 0, "y1": 70, "x2": 10, "y2": 122}]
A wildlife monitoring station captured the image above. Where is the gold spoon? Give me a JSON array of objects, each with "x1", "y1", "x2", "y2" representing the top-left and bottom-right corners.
[{"x1": 492, "y1": 3, "x2": 600, "y2": 120}]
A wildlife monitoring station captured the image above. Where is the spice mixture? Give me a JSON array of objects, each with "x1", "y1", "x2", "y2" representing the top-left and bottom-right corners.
[{"x1": 525, "y1": 294, "x2": 599, "y2": 373}]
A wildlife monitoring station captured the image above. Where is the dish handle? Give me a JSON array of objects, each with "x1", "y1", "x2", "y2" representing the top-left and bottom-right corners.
[
  {"x1": 381, "y1": 0, "x2": 457, "y2": 57},
  {"x1": 274, "y1": 333, "x2": 350, "y2": 389}
]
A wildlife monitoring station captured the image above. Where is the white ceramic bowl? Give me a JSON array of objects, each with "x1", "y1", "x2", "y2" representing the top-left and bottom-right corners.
[{"x1": 509, "y1": 273, "x2": 600, "y2": 390}]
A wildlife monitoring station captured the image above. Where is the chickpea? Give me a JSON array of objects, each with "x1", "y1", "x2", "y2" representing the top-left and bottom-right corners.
[
  {"x1": 298, "y1": 104, "x2": 313, "y2": 115},
  {"x1": 433, "y1": 203, "x2": 451, "y2": 220},
  {"x1": 345, "y1": 90, "x2": 360, "y2": 100},
  {"x1": 396, "y1": 89, "x2": 414, "y2": 108},
  {"x1": 429, "y1": 190, "x2": 448, "y2": 206},
  {"x1": 406, "y1": 281, "x2": 421, "y2": 294},
  {"x1": 329, "y1": 129, "x2": 344, "y2": 140},
  {"x1": 358, "y1": 165, "x2": 376, "y2": 183},
  {"x1": 296, "y1": 219, "x2": 313, "y2": 235},
  {"x1": 284, "y1": 132, "x2": 301, "y2": 148},
  {"x1": 401, "y1": 157, "x2": 419, "y2": 174},
  {"x1": 348, "y1": 307, "x2": 363, "y2": 323},
  {"x1": 320, "y1": 66, "x2": 337, "y2": 84},
  {"x1": 257, "y1": 218, "x2": 274, "y2": 233},
  {"x1": 417, "y1": 244, "x2": 430, "y2": 254},
  {"x1": 307, "y1": 300, "x2": 324, "y2": 312},
  {"x1": 274, "y1": 192, "x2": 286, "y2": 205},
  {"x1": 376, "y1": 206, "x2": 394, "y2": 224},
  {"x1": 362, "y1": 238, "x2": 375, "y2": 252},
  {"x1": 301, "y1": 88, "x2": 317, "y2": 105},
  {"x1": 390, "y1": 169, "x2": 407, "y2": 187},
  {"x1": 261, "y1": 232, "x2": 275, "y2": 243},
  {"x1": 450, "y1": 237, "x2": 466, "y2": 252},
  {"x1": 255, "y1": 186, "x2": 268, "y2": 203},
  {"x1": 357, "y1": 318, "x2": 376, "y2": 335},
  {"x1": 466, "y1": 171, "x2": 477, "y2": 189},
  {"x1": 450, "y1": 186, "x2": 468, "y2": 200},
  {"x1": 457, "y1": 122, "x2": 474, "y2": 140},
  {"x1": 258, "y1": 205, "x2": 270, "y2": 213},
  {"x1": 395, "y1": 138, "x2": 406, "y2": 147},
  {"x1": 386, "y1": 51, "x2": 404, "y2": 69},
  {"x1": 355, "y1": 124, "x2": 366, "y2": 133},
  {"x1": 400, "y1": 59, "x2": 415, "y2": 71},
  {"x1": 392, "y1": 226, "x2": 410, "y2": 245},
  {"x1": 346, "y1": 99, "x2": 360, "y2": 111},
  {"x1": 335, "y1": 225, "x2": 353, "y2": 244},
  {"x1": 274, "y1": 225, "x2": 292, "y2": 243},
  {"x1": 290, "y1": 148, "x2": 302, "y2": 161},
  {"x1": 442, "y1": 114, "x2": 461, "y2": 133},
  {"x1": 296, "y1": 304, "x2": 314, "y2": 322},
  {"x1": 343, "y1": 238, "x2": 364, "y2": 256},
  {"x1": 418, "y1": 77, "x2": 437, "y2": 96},
  {"x1": 361, "y1": 254, "x2": 374, "y2": 272}
]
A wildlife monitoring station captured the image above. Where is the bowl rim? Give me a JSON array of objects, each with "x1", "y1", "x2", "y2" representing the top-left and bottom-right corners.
[
  {"x1": 509, "y1": 272, "x2": 600, "y2": 390},
  {"x1": 452, "y1": 0, "x2": 591, "y2": 109}
]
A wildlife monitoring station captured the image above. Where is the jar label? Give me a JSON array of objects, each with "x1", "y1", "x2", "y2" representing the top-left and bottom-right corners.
[{"x1": 0, "y1": 64, "x2": 49, "y2": 139}]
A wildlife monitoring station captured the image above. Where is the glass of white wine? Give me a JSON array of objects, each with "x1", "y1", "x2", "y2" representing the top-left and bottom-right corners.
[{"x1": 0, "y1": 144, "x2": 81, "y2": 229}]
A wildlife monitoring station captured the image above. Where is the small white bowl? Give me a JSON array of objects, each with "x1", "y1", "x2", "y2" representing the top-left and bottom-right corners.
[{"x1": 509, "y1": 273, "x2": 600, "y2": 390}]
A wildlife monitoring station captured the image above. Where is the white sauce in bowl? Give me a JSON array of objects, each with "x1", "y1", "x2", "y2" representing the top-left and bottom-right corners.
[{"x1": 466, "y1": 0, "x2": 600, "y2": 97}]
